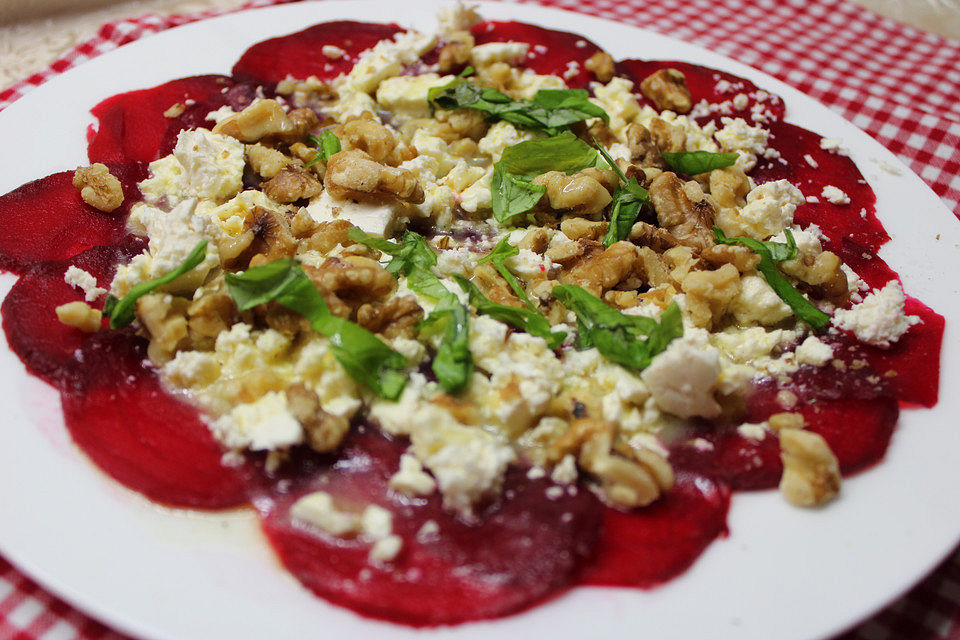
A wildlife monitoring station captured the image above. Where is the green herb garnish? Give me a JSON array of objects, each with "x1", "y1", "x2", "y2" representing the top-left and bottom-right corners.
[
  {"x1": 103, "y1": 240, "x2": 208, "y2": 329},
  {"x1": 428, "y1": 73, "x2": 608, "y2": 135},
  {"x1": 492, "y1": 132, "x2": 606, "y2": 225},
  {"x1": 661, "y1": 150, "x2": 738, "y2": 175},
  {"x1": 304, "y1": 131, "x2": 342, "y2": 168},
  {"x1": 348, "y1": 228, "x2": 472, "y2": 393},
  {"x1": 224, "y1": 259, "x2": 407, "y2": 399},
  {"x1": 712, "y1": 227, "x2": 830, "y2": 329},
  {"x1": 455, "y1": 275, "x2": 565, "y2": 349},
  {"x1": 593, "y1": 143, "x2": 650, "y2": 247},
  {"x1": 552, "y1": 284, "x2": 683, "y2": 370}
]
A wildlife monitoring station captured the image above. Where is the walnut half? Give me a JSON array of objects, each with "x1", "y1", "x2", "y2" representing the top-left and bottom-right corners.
[
  {"x1": 73, "y1": 163, "x2": 123, "y2": 212},
  {"x1": 640, "y1": 68, "x2": 693, "y2": 114},
  {"x1": 779, "y1": 428, "x2": 841, "y2": 507}
]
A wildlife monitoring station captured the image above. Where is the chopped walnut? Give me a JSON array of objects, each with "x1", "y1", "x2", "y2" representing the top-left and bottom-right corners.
[
  {"x1": 245, "y1": 208, "x2": 298, "y2": 263},
  {"x1": 437, "y1": 30, "x2": 475, "y2": 72},
  {"x1": 636, "y1": 246, "x2": 673, "y2": 287},
  {"x1": 584, "y1": 51, "x2": 615, "y2": 82},
  {"x1": 628, "y1": 221, "x2": 679, "y2": 252},
  {"x1": 639, "y1": 68, "x2": 693, "y2": 114},
  {"x1": 603, "y1": 290, "x2": 642, "y2": 309},
  {"x1": 284, "y1": 108, "x2": 320, "y2": 144},
  {"x1": 285, "y1": 383, "x2": 350, "y2": 453},
  {"x1": 296, "y1": 219, "x2": 355, "y2": 254},
  {"x1": 163, "y1": 102, "x2": 186, "y2": 118},
  {"x1": 709, "y1": 166, "x2": 750, "y2": 209},
  {"x1": 325, "y1": 150, "x2": 424, "y2": 204},
  {"x1": 306, "y1": 255, "x2": 395, "y2": 318},
  {"x1": 73, "y1": 164, "x2": 123, "y2": 212},
  {"x1": 137, "y1": 294, "x2": 189, "y2": 364},
  {"x1": 213, "y1": 99, "x2": 294, "y2": 143},
  {"x1": 473, "y1": 263, "x2": 522, "y2": 307},
  {"x1": 701, "y1": 243, "x2": 760, "y2": 273},
  {"x1": 560, "y1": 217, "x2": 608, "y2": 242},
  {"x1": 779, "y1": 428, "x2": 841, "y2": 507},
  {"x1": 561, "y1": 241, "x2": 638, "y2": 297},
  {"x1": 262, "y1": 166, "x2": 323, "y2": 203},
  {"x1": 781, "y1": 249, "x2": 850, "y2": 305},
  {"x1": 532, "y1": 170, "x2": 613, "y2": 216},
  {"x1": 681, "y1": 263, "x2": 741, "y2": 328},
  {"x1": 356, "y1": 295, "x2": 424, "y2": 339},
  {"x1": 648, "y1": 172, "x2": 717, "y2": 251},
  {"x1": 518, "y1": 228, "x2": 550, "y2": 253},
  {"x1": 338, "y1": 114, "x2": 401, "y2": 165},
  {"x1": 55, "y1": 301, "x2": 102, "y2": 333},
  {"x1": 625, "y1": 122, "x2": 666, "y2": 168},
  {"x1": 768, "y1": 412, "x2": 806, "y2": 432},
  {"x1": 247, "y1": 144, "x2": 293, "y2": 179},
  {"x1": 187, "y1": 288, "x2": 236, "y2": 343},
  {"x1": 433, "y1": 108, "x2": 488, "y2": 141},
  {"x1": 648, "y1": 117, "x2": 686, "y2": 153}
]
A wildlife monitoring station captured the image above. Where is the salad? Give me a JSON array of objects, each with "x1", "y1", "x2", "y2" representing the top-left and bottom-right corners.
[{"x1": 0, "y1": 2, "x2": 945, "y2": 626}]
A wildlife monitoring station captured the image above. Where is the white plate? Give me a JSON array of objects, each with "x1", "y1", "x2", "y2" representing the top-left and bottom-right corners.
[{"x1": 1, "y1": 2, "x2": 958, "y2": 639}]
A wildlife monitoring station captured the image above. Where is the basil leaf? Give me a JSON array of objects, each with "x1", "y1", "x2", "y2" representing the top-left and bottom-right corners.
[
  {"x1": 477, "y1": 236, "x2": 535, "y2": 309},
  {"x1": 348, "y1": 227, "x2": 473, "y2": 393},
  {"x1": 104, "y1": 240, "x2": 208, "y2": 329},
  {"x1": 224, "y1": 259, "x2": 407, "y2": 399},
  {"x1": 427, "y1": 302, "x2": 473, "y2": 394},
  {"x1": 552, "y1": 284, "x2": 683, "y2": 370},
  {"x1": 499, "y1": 132, "x2": 605, "y2": 179},
  {"x1": 455, "y1": 275, "x2": 565, "y2": 349},
  {"x1": 304, "y1": 131, "x2": 342, "y2": 168},
  {"x1": 428, "y1": 78, "x2": 609, "y2": 135},
  {"x1": 713, "y1": 227, "x2": 829, "y2": 329},
  {"x1": 593, "y1": 143, "x2": 650, "y2": 247},
  {"x1": 662, "y1": 150, "x2": 738, "y2": 175},
  {"x1": 348, "y1": 227, "x2": 437, "y2": 275},
  {"x1": 492, "y1": 133, "x2": 606, "y2": 225},
  {"x1": 492, "y1": 164, "x2": 546, "y2": 225}
]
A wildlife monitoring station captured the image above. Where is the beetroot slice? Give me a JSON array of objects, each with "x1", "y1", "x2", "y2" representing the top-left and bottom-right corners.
[
  {"x1": 257, "y1": 428, "x2": 603, "y2": 626},
  {"x1": 617, "y1": 59, "x2": 785, "y2": 126},
  {"x1": 754, "y1": 121, "x2": 888, "y2": 253},
  {"x1": 232, "y1": 21, "x2": 404, "y2": 85},
  {"x1": 0, "y1": 164, "x2": 146, "y2": 274},
  {"x1": 59, "y1": 332, "x2": 247, "y2": 509},
  {"x1": 87, "y1": 75, "x2": 255, "y2": 164},
  {"x1": 580, "y1": 472, "x2": 730, "y2": 587},
  {"x1": 1, "y1": 246, "x2": 134, "y2": 387},
  {"x1": 471, "y1": 21, "x2": 604, "y2": 88}
]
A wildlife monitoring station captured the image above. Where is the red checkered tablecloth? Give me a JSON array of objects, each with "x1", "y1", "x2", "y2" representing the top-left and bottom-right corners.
[{"x1": 1, "y1": 0, "x2": 959, "y2": 638}]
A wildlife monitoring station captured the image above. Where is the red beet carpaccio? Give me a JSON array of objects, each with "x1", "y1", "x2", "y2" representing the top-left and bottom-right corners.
[{"x1": 0, "y1": 3, "x2": 944, "y2": 627}]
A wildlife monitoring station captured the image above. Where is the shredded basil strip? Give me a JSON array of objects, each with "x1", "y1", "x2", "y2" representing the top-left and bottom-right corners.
[
  {"x1": 477, "y1": 237, "x2": 536, "y2": 310},
  {"x1": 661, "y1": 150, "x2": 738, "y2": 175},
  {"x1": 348, "y1": 227, "x2": 472, "y2": 393},
  {"x1": 428, "y1": 75, "x2": 608, "y2": 135},
  {"x1": 455, "y1": 275, "x2": 565, "y2": 350},
  {"x1": 304, "y1": 131, "x2": 341, "y2": 168},
  {"x1": 593, "y1": 143, "x2": 650, "y2": 247},
  {"x1": 712, "y1": 227, "x2": 830, "y2": 329},
  {"x1": 492, "y1": 133, "x2": 606, "y2": 225},
  {"x1": 224, "y1": 259, "x2": 407, "y2": 400},
  {"x1": 552, "y1": 284, "x2": 683, "y2": 370},
  {"x1": 103, "y1": 240, "x2": 208, "y2": 329}
]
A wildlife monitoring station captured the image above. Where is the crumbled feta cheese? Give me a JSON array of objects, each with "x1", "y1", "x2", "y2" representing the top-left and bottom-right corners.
[
  {"x1": 821, "y1": 185, "x2": 850, "y2": 205},
  {"x1": 376, "y1": 73, "x2": 452, "y2": 119},
  {"x1": 213, "y1": 391, "x2": 303, "y2": 451},
  {"x1": 550, "y1": 454, "x2": 578, "y2": 485},
  {"x1": 162, "y1": 351, "x2": 220, "y2": 387},
  {"x1": 478, "y1": 121, "x2": 535, "y2": 162},
  {"x1": 307, "y1": 190, "x2": 398, "y2": 237},
  {"x1": 369, "y1": 535, "x2": 403, "y2": 563},
  {"x1": 173, "y1": 129, "x2": 245, "y2": 202},
  {"x1": 714, "y1": 117, "x2": 769, "y2": 172},
  {"x1": 819, "y1": 137, "x2": 848, "y2": 155},
  {"x1": 470, "y1": 42, "x2": 530, "y2": 67},
  {"x1": 729, "y1": 274, "x2": 794, "y2": 326},
  {"x1": 64, "y1": 266, "x2": 106, "y2": 302},
  {"x1": 389, "y1": 453, "x2": 437, "y2": 497},
  {"x1": 832, "y1": 280, "x2": 921, "y2": 347},
  {"x1": 591, "y1": 77, "x2": 641, "y2": 139},
  {"x1": 737, "y1": 423, "x2": 768, "y2": 441},
  {"x1": 794, "y1": 336, "x2": 833, "y2": 366},
  {"x1": 321, "y1": 44, "x2": 346, "y2": 60},
  {"x1": 642, "y1": 336, "x2": 722, "y2": 419},
  {"x1": 723, "y1": 179, "x2": 805, "y2": 240},
  {"x1": 290, "y1": 491, "x2": 357, "y2": 536}
]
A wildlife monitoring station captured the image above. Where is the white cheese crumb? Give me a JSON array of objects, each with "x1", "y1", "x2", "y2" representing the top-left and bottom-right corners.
[
  {"x1": 470, "y1": 41, "x2": 530, "y2": 67},
  {"x1": 360, "y1": 504, "x2": 394, "y2": 540},
  {"x1": 832, "y1": 280, "x2": 921, "y2": 347},
  {"x1": 213, "y1": 391, "x2": 303, "y2": 451},
  {"x1": 737, "y1": 423, "x2": 768, "y2": 441},
  {"x1": 173, "y1": 129, "x2": 245, "y2": 202},
  {"x1": 416, "y1": 520, "x2": 441, "y2": 543},
  {"x1": 290, "y1": 492, "x2": 357, "y2": 536},
  {"x1": 321, "y1": 44, "x2": 346, "y2": 60},
  {"x1": 389, "y1": 453, "x2": 437, "y2": 497},
  {"x1": 819, "y1": 137, "x2": 848, "y2": 155},
  {"x1": 803, "y1": 154, "x2": 819, "y2": 168},
  {"x1": 526, "y1": 466, "x2": 547, "y2": 480},
  {"x1": 729, "y1": 274, "x2": 794, "y2": 325},
  {"x1": 64, "y1": 266, "x2": 107, "y2": 302},
  {"x1": 729, "y1": 179, "x2": 805, "y2": 240},
  {"x1": 821, "y1": 185, "x2": 851, "y2": 205},
  {"x1": 550, "y1": 454, "x2": 578, "y2": 485},
  {"x1": 794, "y1": 336, "x2": 833, "y2": 366},
  {"x1": 714, "y1": 116, "x2": 769, "y2": 172},
  {"x1": 369, "y1": 535, "x2": 403, "y2": 563},
  {"x1": 642, "y1": 336, "x2": 722, "y2": 419}
]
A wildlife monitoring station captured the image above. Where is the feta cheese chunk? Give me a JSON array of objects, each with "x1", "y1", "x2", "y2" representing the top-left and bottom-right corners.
[
  {"x1": 389, "y1": 453, "x2": 437, "y2": 497},
  {"x1": 376, "y1": 73, "x2": 452, "y2": 119},
  {"x1": 832, "y1": 280, "x2": 920, "y2": 347},
  {"x1": 470, "y1": 42, "x2": 530, "y2": 68},
  {"x1": 715, "y1": 117, "x2": 769, "y2": 172},
  {"x1": 291, "y1": 491, "x2": 358, "y2": 536},
  {"x1": 213, "y1": 391, "x2": 303, "y2": 451},
  {"x1": 64, "y1": 266, "x2": 106, "y2": 302},
  {"x1": 794, "y1": 336, "x2": 833, "y2": 366},
  {"x1": 642, "y1": 337, "x2": 722, "y2": 419},
  {"x1": 729, "y1": 274, "x2": 794, "y2": 325},
  {"x1": 821, "y1": 185, "x2": 850, "y2": 205},
  {"x1": 307, "y1": 190, "x2": 398, "y2": 237},
  {"x1": 725, "y1": 180, "x2": 805, "y2": 240},
  {"x1": 173, "y1": 129, "x2": 245, "y2": 202}
]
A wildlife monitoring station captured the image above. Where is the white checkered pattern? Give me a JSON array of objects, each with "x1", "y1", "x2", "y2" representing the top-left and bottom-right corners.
[{"x1": 1, "y1": 0, "x2": 959, "y2": 638}]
